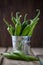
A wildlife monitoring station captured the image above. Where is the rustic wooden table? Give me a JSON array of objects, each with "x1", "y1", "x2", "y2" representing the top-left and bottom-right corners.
[{"x1": 0, "y1": 47, "x2": 43, "y2": 65}]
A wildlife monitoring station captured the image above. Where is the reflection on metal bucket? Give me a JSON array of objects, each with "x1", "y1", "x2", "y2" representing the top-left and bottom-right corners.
[{"x1": 12, "y1": 36, "x2": 31, "y2": 54}]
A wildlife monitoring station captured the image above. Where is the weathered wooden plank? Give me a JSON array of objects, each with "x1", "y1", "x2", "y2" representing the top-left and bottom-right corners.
[
  {"x1": 0, "y1": 47, "x2": 6, "y2": 65},
  {"x1": 0, "y1": 47, "x2": 6, "y2": 53},
  {"x1": 0, "y1": 47, "x2": 6, "y2": 61},
  {"x1": 2, "y1": 58, "x2": 40, "y2": 65},
  {"x1": 31, "y1": 48, "x2": 43, "y2": 56},
  {"x1": 7, "y1": 47, "x2": 13, "y2": 52},
  {"x1": 2, "y1": 48, "x2": 40, "y2": 65},
  {"x1": 38, "y1": 55, "x2": 43, "y2": 65}
]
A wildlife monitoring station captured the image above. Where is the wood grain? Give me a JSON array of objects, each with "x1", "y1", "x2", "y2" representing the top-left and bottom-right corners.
[
  {"x1": 0, "y1": 48, "x2": 6, "y2": 62},
  {"x1": 31, "y1": 48, "x2": 43, "y2": 56},
  {"x1": 2, "y1": 58, "x2": 40, "y2": 65}
]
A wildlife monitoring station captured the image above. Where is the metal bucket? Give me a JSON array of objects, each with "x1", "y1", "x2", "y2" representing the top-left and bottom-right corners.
[{"x1": 12, "y1": 36, "x2": 31, "y2": 54}]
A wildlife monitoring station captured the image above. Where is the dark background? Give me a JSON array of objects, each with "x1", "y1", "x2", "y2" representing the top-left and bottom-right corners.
[{"x1": 0, "y1": 0, "x2": 43, "y2": 47}]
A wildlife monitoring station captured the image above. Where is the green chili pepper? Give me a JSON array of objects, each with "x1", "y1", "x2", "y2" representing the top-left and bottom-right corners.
[
  {"x1": 3, "y1": 18, "x2": 15, "y2": 36},
  {"x1": 28, "y1": 18, "x2": 39, "y2": 36},
  {"x1": 15, "y1": 22, "x2": 21, "y2": 36},
  {"x1": 1, "y1": 51, "x2": 39, "y2": 61},
  {"x1": 27, "y1": 9, "x2": 40, "y2": 36},
  {"x1": 21, "y1": 24, "x2": 30, "y2": 36}
]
